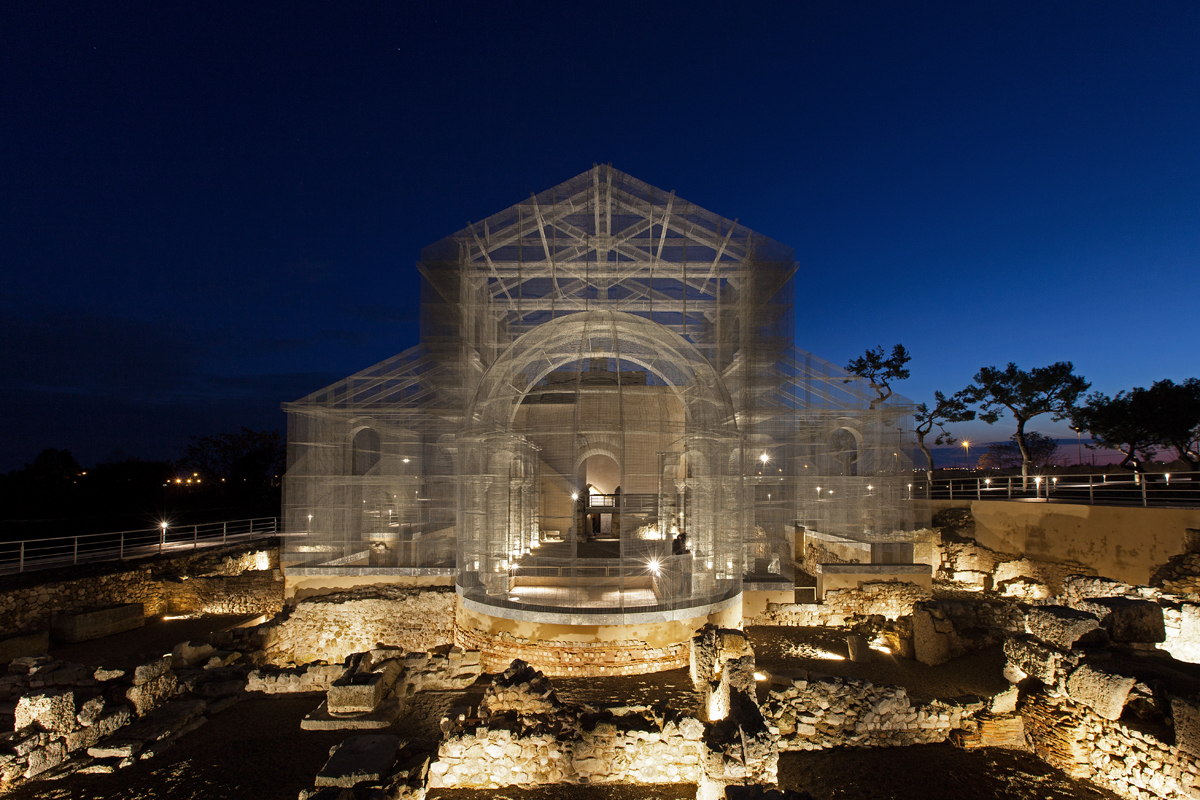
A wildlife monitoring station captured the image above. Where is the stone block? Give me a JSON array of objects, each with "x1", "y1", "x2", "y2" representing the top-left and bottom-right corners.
[
  {"x1": 77, "y1": 695, "x2": 106, "y2": 726},
  {"x1": 314, "y1": 734, "x2": 401, "y2": 788},
  {"x1": 1065, "y1": 664, "x2": 1135, "y2": 721},
  {"x1": 690, "y1": 626, "x2": 720, "y2": 685},
  {"x1": 989, "y1": 686, "x2": 1019, "y2": 715},
  {"x1": 50, "y1": 604, "x2": 144, "y2": 643},
  {"x1": 299, "y1": 789, "x2": 354, "y2": 800},
  {"x1": 23, "y1": 740, "x2": 65, "y2": 778},
  {"x1": 301, "y1": 698, "x2": 403, "y2": 730},
  {"x1": 171, "y1": 641, "x2": 216, "y2": 669},
  {"x1": 1003, "y1": 635, "x2": 1077, "y2": 686},
  {"x1": 64, "y1": 724, "x2": 102, "y2": 753},
  {"x1": 0, "y1": 630, "x2": 49, "y2": 663},
  {"x1": 1025, "y1": 606, "x2": 1106, "y2": 650},
  {"x1": 1173, "y1": 697, "x2": 1200, "y2": 758},
  {"x1": 328, "y1": 673, "x2": 388, "y2": 713},
  {"x1": 846, "y1": 634, "x2": 870, "y2": 663},
  {"x1": 15, "y1": 690, "x2": 76, "y2": 733},
  {"x1": 96, "y1": 707, "x2": 132, "y2": 736},
  {"x1": 912, "y1": 608, "x2": 951, "y2": 666},
  {"x1": 8, "y1": 655, "x2": 52, "y2": 674},
  {"x1": 133, "y1": 656, "x2": 172, "y2": 686},
  {"x1": 203, "y1": 651, "x2": 242, "y2": 669},
  {"x1": 1084, "y1": 598, "x2": 1166, "y2": 644},
  {"x1": 125, "y1": 672, "x2": 178, "y2": 716}
]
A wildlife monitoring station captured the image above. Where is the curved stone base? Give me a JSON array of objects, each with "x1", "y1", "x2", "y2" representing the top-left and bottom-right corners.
[{"x1": 453, "y1": 594, "x2": 741, "y2": 677}]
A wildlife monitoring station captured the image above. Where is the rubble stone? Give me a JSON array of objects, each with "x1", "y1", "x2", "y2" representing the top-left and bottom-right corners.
[{"x1": 15, "y1": 690, "x2": 76, "y2": 733}]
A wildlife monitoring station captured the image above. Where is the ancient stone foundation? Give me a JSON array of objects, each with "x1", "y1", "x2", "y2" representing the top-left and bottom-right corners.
[
  {"x1": 0, "y1": 541, "x2": 282, "y2": 636},
  {"x1": 454, "y1": 624, "x2": 689, "y2": 677},
  {"x1": 237, "y1": 585, "x2": 457, "y2": 666}
]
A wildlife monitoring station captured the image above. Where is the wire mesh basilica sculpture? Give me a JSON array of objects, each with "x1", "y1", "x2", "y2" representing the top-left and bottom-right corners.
[{"x1": 283, "y1": 165, "x2": 921, "y2": 637}]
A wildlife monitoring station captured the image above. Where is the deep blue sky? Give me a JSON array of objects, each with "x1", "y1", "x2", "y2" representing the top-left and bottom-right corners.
[{"x1": 3, "y1": 1, "x2": 1198, "y2": 471}]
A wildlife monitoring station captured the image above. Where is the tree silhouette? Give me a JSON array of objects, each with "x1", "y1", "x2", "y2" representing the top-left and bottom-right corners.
[
  {"x1": 964, "y1": 362, "x2": 1089, "y2": 486},
  {"x1": 913, "y1": 391, "x2": 975, "y2": 471},
  {"x1": 844, "y1": 344, "x2": 911, "y2": 409}
]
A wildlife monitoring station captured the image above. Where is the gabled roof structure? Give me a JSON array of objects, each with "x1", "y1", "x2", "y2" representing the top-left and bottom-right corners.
[{"x1": 282, "y1": 165, "x2": 921, "y2": 634}]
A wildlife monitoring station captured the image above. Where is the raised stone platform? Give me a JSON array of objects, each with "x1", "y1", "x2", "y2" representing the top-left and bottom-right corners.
[
  {"x1": 50, "y1": 603, "x2": 144, "y2": 643},
  {"x1": 813, "y1": 563, "x2": 932, "y2": 599},
  {"x1": 301, "y1": 697, "x2": 403, "y2": 730}
]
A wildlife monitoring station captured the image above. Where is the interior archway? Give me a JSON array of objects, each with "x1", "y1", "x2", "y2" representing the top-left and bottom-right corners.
[{"x1": 456, "y1": 310, "x2": 744, "y2": 623}]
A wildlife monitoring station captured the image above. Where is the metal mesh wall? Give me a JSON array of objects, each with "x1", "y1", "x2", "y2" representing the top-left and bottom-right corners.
[{"x1": 282, "y1": 165, "x2": 924, "y2": 621}]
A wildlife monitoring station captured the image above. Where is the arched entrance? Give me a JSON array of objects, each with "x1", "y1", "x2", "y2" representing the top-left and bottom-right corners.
[{"x1": 456, "y1": 310, "x2": 743, "y2": 625}]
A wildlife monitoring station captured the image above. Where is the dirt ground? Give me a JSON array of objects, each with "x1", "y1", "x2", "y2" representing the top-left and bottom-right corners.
[
  {"x1": 748, "y1": 626, "x2": 1011, "y2": 702},
  {"x1": 10, "y1": 616, "x2": 1118, "y2": 800},
  {"x1": 46, "y1": 613, "x2": 263, "y2": 672}
]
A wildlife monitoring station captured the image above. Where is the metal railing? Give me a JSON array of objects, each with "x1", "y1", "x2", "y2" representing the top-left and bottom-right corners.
[
  {"x1": 915, "y1": 471, "x2": 1200, "y2": 507},
  {"x1": 0, "y1": 517, "x2": 279, "y2": 576}
]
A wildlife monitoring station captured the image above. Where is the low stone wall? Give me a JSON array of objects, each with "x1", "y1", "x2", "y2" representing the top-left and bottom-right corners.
[
  {"x1": 934, "y1": 530, "x2": 1096, "y2": 597},
  {"x1": 762, "y1": 674, "x2": 982, "y2": 750},
  {"x1": 430, "y1": 714, "x2": 706, "y2": 788},
  {"x1": 252, "y1": 585, "x2": 456, "y2": 665},
  {"x1": 453, "y1": 624, "x2": 689, "y2": 677},
  {"x1": 245, "y1": 663, "x2": 345, "y2": 694},
  {"x1": 1023, "y1": 694, "x2": 1200, "y2": 800},
  {"x1": 0, "y1": 542, "x2": 281, "y2": 636},
  {"x1": 162, "y1": 571, "x2": 284, "y2": 616},
  {"x1": 753, "y1": 581, "x2": 930, "y2": 628},
  {"x1": 0, "y1": 569, "x2": 164, "y2": 635}
]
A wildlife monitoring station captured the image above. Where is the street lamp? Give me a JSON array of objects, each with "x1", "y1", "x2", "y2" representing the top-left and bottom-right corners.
[{"x1": 961, "y1": 440, "x2": 971, "y2": 471}]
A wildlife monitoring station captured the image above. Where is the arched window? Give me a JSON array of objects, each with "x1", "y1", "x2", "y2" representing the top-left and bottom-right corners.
[{"x1": 351, "y1": 428, "x2": 381, "y2": 476}]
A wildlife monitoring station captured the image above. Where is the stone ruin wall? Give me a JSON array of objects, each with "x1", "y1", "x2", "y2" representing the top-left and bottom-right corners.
[
  {"x1": 162, "y1": 572, "x2": 284, "y2": 617},
  {"x1": 1004, "y1": 594, "x2": 1200, "y2": 800},
  {"x1": 762, "y1": 675, "x2": 980, "y2": 750},
  {"x1": 751, "y1": 580, "x2": 930, "y2": 628},
  {"x1": 0, "y1": 570, "x2": 166, "y2": 635},
  {"x1": 454, "y1": 624, "x2": 689, "y2": 677},
  {"x1": 239, "y1": 585, "x2": 457, "y2": 666},
  {"x1": 1025, "y1": 694, "x2": 1200, "y2": 800},
  {"x1": 0, "y1": 542, "x2": 283, "y2": 635},
  {"x1": 430, "y1": 629, "x2": 779, "y2": 799},
  {"x1": 431, "y1": 715, "x2": 706, "y2": 788}
]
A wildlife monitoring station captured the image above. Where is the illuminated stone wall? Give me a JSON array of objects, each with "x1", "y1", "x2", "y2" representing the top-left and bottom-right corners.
[
  {"x1": 454, "y1": 623, "x2": 688, "y2": 677},
  {"x1": 751, "y1": 581, "x2": 931, "y2": 627},
  {"x1": 257, "y1": 585, "x2": 456, "y2": 665},
  {"x1": 763, "y1": 675, "x2": 981, "y2": 749},
  {"x1": 430, "y1": 715, "x2": 706, "y2": 788},
  {"x1": 162, "y1": 571, "x2": 284, "y2": 616},
  {"x1": 0, "y1": 542, "x2": 279, "y2": 634}
]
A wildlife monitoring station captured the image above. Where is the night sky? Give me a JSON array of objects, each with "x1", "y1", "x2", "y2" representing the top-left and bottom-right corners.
[{"x1": 3, "y1": 2, "x2": 1198, "y2": 471}]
